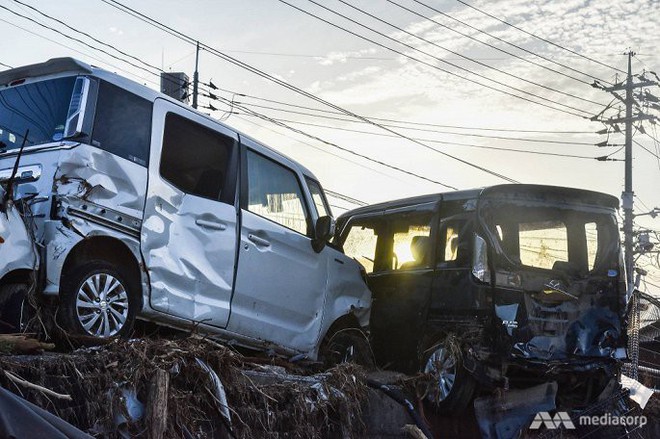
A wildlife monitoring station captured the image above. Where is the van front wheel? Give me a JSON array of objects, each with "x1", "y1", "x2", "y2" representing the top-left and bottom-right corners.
[
  {"x1": 422, "y1": 338, "x2": 476, "y2": 414},
  {"x1": 60, "y1": 261, "x2": 138, "y2": 338}
]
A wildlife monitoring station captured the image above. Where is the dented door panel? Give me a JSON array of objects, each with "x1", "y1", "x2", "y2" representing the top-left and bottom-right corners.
[
  {"x1": 142, "y1": 99, "x2": 238, "y2": 328},
  {"x1": 54, "y1": 146, "x2": 148, "y2": 219}
]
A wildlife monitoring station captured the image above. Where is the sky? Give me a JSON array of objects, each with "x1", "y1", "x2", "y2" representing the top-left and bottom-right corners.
[{"x1": 1, "y1": 0, "x2": 660, "y2": 293}]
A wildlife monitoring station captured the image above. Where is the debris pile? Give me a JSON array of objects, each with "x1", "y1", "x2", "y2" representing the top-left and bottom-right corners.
[{"x1": 0, "y1": 337, "x2": 369, "y2": 438}]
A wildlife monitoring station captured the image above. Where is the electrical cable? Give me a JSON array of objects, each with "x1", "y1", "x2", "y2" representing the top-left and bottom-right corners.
[
  {"x1": 226, "y1": 98, "x2": 460, "y2": 189},
  {"x1": 232, "y1": 102, "x2": 605, "y2": 146},
  {"x1": 289, "y1": 0, "x2": 591, "y2": 117},
  {"x1": 100, "y1": 0, "x2": 521, "y2": 184},
  {"x1": 202, "y1": 84, "x2": 595, "y2": 133},
  {"x1": 407, "y1": 0, "x2": 615, "y2": 85},
  {"x1": 3, "y1": 1, "x2": 189, "y2": 94},
  {"x1": 454, "y1": 0, "x2": 625, "y2": 75},
  {"x1": 337, "y1": 0, "x2": 605, "y2": 107},
  {"x1": 390, "y1": 0, "x2": 609, "y2": 86},
  {"x1": 242, "y1": 114, "x2": 621, "y2": 160},
  {"x1": 232, "y1": 114, "x2": 411, "y2": 183},
  {"x1": 2, "y1": 4, "x2": 408, "y2": 202},
  {"x1": 635, "y1": 139, "x2": 660, "y2": 160}
]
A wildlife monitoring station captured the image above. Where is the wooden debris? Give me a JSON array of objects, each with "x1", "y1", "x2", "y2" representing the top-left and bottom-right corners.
[
  {"x1": 146, "y1": 369, "x2": 169, "y2": 439},
  {"x1": 4, "y1": 370, "x2": 72, "y2": 401},
  {"x1": 402, "y1": 424, "x2": 429, "y2": 439},
  {"x1": 0, "y1": 334, "x2": 54, "y2": 354}
]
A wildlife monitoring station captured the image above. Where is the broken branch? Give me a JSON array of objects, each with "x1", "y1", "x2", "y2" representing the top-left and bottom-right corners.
[{"x1": 4, "y1": 370, "x2": 72, "y2": 401}]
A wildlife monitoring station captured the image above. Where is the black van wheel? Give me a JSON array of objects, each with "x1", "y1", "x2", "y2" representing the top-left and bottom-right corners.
[
  {"x1": 422, "y1": 338, "x2": 476, "y2": 414},
  {"x1": 60, "y1": 261, "x2": 138, "y2": 338},
  {"x1": 320, "y1": 328, "x2": 375, "y2": 369}
]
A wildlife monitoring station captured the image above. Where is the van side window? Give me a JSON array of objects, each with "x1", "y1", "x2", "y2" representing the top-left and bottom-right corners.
[
  {"x1": 391, "y1": 213, "x2": 433, "y2": 271},
  {"x1": 343, "y1": 223, "x2": 378, "y2": 273},
  {"x1": 438, "y1": 220, "x2": 469, "y2": 267},
  {"x1": 92, "y1": 80, "x2": 152, "y2": 166},
  {"x1": 247, "y1": 150, "x2": 310, "y2": 236},
  {"x1": 160, "y1": 112, "x2": 234, "y2": 201}
]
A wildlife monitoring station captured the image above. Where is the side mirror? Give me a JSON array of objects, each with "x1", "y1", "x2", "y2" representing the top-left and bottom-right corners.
[{"x1": 312, "y1": 215, "x2": 335, "y2": 253}]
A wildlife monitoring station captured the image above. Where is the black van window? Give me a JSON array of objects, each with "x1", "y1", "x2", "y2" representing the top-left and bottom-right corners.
[
  {"x1": 160, "y1": 112, "x2": 235, "y2": 201},
  {"x1": 438, "y1": 219, "x2": 469, "y2": 267},
  {"x1": 91, "y1": 81, "x2": 152, "y2": 166}
]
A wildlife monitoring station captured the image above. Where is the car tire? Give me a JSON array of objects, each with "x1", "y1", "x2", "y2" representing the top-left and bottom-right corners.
[
  {"x1": 0, "y1": 283, "x2": 31, "y2": 333},
  {"x1": 320, "y1": 327, "x2": 375, "y2": 369},
  {"x1": 421, "y1": 337, "x2": 476, "y2": 414},
  {"x1": 60, "y1": 261, "x2": 138, "y2": 338}
]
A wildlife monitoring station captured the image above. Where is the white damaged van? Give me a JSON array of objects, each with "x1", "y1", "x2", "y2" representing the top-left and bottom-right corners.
[{"x1": 0, "y1": 58, "x2": 371, "y2": 360}]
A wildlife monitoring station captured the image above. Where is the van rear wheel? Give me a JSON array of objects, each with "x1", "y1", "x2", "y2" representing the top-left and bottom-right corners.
[{"x1": 60, "y1": 261, "x2": 138, "y2": 338}]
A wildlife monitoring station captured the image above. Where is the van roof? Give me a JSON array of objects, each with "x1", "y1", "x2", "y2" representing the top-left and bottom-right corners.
[
  {"x1": 338, "y1": 184, "x2": 619, "y2": 220},
  {"x1": 0, "y1": 57, "x2": 319, "y2": 180}
]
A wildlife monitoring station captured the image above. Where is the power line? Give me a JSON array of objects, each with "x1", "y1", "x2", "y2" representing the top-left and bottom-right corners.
[
  {"x1": 231, "y1": 101, "x2": 606, "y2": 146},
  {"x1": 242, "y1": 114, "x2": 620, "y2": 160},
  {"x1": 454, "y1": 0, "x2": 625, "y2": 75},
  {"x1": 0, "y1": 61, "x2": 12, "y2": 69},
  {"x1": 100, "y1": 0, "x2": 521, "y2": 184},
  {"x1": 289, "y1": 0, "x2": 591, "y2": 117},
  {"x1": 6, "y1": 0, "x2": 445, "y2": 191},
  {"x1": 232, "y1": 114, "x2": 411, "y2": 183},
  {"x1": 336, "y1": 0, "x2": 605, "y2": 108},
  {"x1": 635, "y1": 139, "x2": 660, "y2": 160},
  {"x1": 203, "y1": 84, "x2": 595, "y2": 133},
  {"x1": 0, "y1": 16, "x2": 160, "y2": 88},
  {"x1": 0, "y1": 4, "x2": 163, "y2": 82},
  {"x1": 226, "y1": 98, "x2": 459, "y2": 189},
  {"x1": 5, "y1": 0, "x2": 189, "y2": 94},
  {"x1": 404, "y1": 0, "x2": 613, "y2": 86},
  {"x1": 324, "y1": 189, "x2": 367, "y2": 206},
  {"x1": 2, "y1": 5, "x2": 375, "y2": 209}
]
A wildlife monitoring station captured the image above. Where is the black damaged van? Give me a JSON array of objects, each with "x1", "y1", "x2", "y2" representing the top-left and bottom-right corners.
[{"x1": 336, "y1": 185, "x2": 627, "y2": 412}]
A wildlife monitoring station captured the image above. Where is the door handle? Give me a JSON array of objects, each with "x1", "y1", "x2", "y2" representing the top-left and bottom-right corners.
[
  {"x1": 195, "y1": 218, "x2": 226, "y2": 231},
  {"x1": 248, "y1": 233, "x2": 270, "y2": 247}
]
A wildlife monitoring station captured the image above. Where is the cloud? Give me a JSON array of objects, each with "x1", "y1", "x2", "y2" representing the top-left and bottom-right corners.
[{"x1": 316, "y1": 48, "x2": 379, "y2": 65}]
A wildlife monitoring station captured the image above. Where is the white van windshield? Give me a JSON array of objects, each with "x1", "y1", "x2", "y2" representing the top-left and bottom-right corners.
[{"x1": 0, "y1": 77, "x2": 76, "y2": 151}]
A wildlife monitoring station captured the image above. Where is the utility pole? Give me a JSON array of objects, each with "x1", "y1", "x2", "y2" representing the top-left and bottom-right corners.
[
  {"x1": 593, "y1": 51, "x2": 658, "y2": 298},
  {"x1": 192, "y1": 41, "x2": 200, "y2": 109},
  {"x1": 623, "y1": 52, "x2": 635, "y2": 297}
]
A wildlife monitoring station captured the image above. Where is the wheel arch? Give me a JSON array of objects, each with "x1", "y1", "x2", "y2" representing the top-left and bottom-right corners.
[
  {"x1": 60, "y1": 236, "x2": 144, "y2": 310},
  {"x1": 0, "y1": 269, "x2": 34, "y2": 289}
]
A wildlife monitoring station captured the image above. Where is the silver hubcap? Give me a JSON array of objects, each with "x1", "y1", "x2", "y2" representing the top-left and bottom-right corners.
[
  {"x1": 76, "y1": 273, "x2": 129, "y2": 337},
  {"x1": 424, "y1": 346, "x2": 457, "y2": 402}
]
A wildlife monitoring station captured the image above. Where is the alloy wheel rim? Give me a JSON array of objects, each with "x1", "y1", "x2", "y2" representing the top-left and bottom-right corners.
[
  {"x1": 424, "y1": 346, "x2": 457, "y2": 402},
  {"x1": 75, "y1": 273, "x2": 129, "y2": 337}
]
